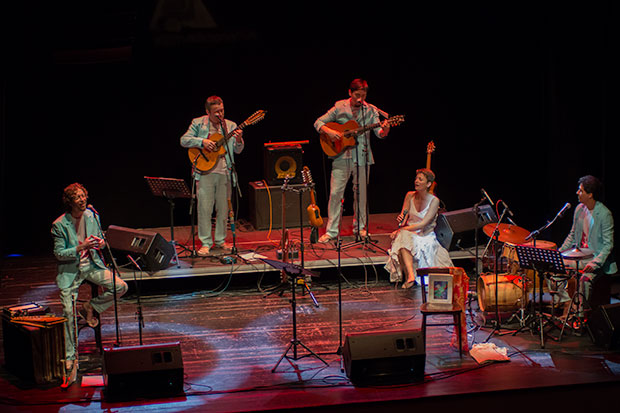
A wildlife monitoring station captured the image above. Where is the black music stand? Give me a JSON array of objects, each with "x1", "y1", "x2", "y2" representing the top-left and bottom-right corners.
[
  {"x1": 145, "y1": 177, "x2": 194, "y2": 262},
  {"x1": 259, "y1": 259, "x2": 327, "y2": 372},
  {"x1": 513, "y1": 245, "x2": 566, "y2": 348}
]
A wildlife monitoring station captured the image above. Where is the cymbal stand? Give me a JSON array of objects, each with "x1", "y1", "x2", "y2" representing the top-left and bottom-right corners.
[{"x1": 558, "y1": 259, "x2": 594, "y2": 341}]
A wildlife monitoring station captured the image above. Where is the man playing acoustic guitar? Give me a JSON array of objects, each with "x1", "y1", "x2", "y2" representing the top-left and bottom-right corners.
[
  {"x1": 181, "y1": 96, "x2": 244, "y2": 255},
  {"x1": 314, "y1": 78, "x2": 391, "y2": 243}
]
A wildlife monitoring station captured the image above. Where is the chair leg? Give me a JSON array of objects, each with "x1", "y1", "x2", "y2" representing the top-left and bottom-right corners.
[
  {"x1": 454, "y1": 313, "x2": 463, "y2": 358},
  {"x1": 422, "y1": 315, "x2": 427, "y2": 351}
]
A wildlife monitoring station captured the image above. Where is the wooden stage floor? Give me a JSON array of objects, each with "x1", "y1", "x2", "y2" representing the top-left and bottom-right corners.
[{"x1": 1, "y1": 213, "x2": 620, "y2": 412}]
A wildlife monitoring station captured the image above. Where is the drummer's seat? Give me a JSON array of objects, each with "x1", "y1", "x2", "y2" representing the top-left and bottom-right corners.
[{"x1": 588, "y1": 273, "x2": 611, "y2": 311}]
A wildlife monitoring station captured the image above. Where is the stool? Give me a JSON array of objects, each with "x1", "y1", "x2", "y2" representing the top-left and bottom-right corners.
[
  {"x1": 417, "y1": 268, "x2": 463, "y2": 358},
  {"x1": 77, "y1": 281, "x2": 103, "y2": 353}
]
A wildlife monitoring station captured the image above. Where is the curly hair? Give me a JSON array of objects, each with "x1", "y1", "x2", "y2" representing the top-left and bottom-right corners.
[{"x1": 62, "y1": 183, "x2": 88, "y2": 212}]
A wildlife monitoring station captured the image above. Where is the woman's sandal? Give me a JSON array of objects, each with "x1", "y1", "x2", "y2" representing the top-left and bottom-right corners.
[{"x1": 401, "y1": 280, "x2": 416, "y2": 289}]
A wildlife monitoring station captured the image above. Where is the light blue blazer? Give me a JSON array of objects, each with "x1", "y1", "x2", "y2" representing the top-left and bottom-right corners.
[
  {"x1": 51, "y1": 209, "x2": 106, "y2": 289},
  {"x1": 560, "y1": 202, "x2": 617, "y2": 274}
]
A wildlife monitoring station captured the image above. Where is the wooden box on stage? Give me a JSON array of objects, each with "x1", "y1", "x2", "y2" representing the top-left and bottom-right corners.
[
  {"x1": 2, "y1": 304, "x2": 66, "y2": 384},
  {"x1": 248, "y1": 181, "x2": 311, "y2": 230}
]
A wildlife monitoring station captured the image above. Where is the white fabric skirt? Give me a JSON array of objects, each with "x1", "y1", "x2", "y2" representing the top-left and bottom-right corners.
[{"x1": 384, "y1": 229, "x2": 453, "y2": 283}]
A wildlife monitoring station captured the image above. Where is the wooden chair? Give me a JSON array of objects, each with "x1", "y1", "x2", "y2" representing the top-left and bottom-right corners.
[{"x1": 417, "y1": 267, "x2": 463, "y2": 358}]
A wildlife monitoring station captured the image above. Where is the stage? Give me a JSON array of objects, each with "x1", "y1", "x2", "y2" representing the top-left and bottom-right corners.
[{"x1": 1, "y1": 213, "x2": 619, "y2": 412}]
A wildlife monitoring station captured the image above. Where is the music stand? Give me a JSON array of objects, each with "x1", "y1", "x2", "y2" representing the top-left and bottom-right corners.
[
  {"x1": 259, "y1": 259, "x2": 327, "y2": 372},
  {"x1": 513, "y1": 245, "x2": 566, "y2": 348},
  {"x1": 145, "y1": 177, "x2": 194, "y2": 263}
]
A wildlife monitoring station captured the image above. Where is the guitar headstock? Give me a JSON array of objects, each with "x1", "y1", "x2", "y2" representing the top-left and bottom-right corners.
[
  {"x1": 427, "y1": 140, "x2": 436, "y2": 154},
  {"x1": 387, "y1": 115, "x2": 405, "y2": 127},
  {"x1": 244, "y1": 110, "x2": 267, "y2": 126},
  {"x1": 301, "y1": 166, "x2": 314, "y2": 185}
]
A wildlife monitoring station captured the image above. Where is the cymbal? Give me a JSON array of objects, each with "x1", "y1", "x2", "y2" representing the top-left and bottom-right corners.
[
  {"x1": 561, "y1": 247, "x2": 594, "y2": 260},
  {"x1": 483, "y1": 223, "x2": 530, "y2": 245}
]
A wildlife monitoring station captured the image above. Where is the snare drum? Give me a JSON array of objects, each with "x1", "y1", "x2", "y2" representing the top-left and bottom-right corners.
[{"x1": 477, "y1": 273, "x2": 528, "y2": 313}]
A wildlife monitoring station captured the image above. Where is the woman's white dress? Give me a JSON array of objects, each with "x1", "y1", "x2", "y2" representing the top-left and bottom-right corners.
[{"x1": 385, "y1": 194, "x2": 453, "y2": 283}]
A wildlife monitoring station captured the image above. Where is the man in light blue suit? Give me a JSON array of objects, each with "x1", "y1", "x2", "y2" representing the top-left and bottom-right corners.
[
  {"x1": 554, "y1": 175, "x2": 616, "y2": 320},
  {"x1": 181, "y1": 96, "x2": 244, "y2": 256},
  {"x1": 51, "y1": 183, "x2": 128, "y2": 386}
]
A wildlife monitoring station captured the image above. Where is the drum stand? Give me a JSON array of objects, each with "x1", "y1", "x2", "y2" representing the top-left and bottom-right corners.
[{"x1": 505, "y1": 273, "x2": 532, "y2": 328}]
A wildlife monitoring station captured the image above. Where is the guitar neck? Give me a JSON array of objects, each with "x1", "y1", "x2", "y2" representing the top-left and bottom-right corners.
[
  {"x1": 349, "y1": 121, "x2": 381, "y2": 137},
  {"x1": 216, "y1": 123, "x2": 246, "y2": 149}
]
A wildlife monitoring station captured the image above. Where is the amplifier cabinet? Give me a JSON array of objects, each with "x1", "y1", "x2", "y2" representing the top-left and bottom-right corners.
[{"x1": 248, "y1": 181, "x2": 311, "y2": 230}]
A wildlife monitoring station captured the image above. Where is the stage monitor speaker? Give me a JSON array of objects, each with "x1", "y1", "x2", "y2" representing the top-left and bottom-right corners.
[
  {"x1": 248, "y1": 181, "x2": 311, "y2": 230},
  {"x1": 263, "y1": 144, "x2": 303, "y2": 186},
  {"x1": 103, "y1": 342, "x2": 184, "y2": 400},
  {"x1": 342, "y1": 329, "x2": 425, "y2": 385},
  {"x1": 106, "y1": 225, "x2": 175, "y2": 271},
  {"x1": 435, "y1": 204, "x2": 497, "y2": 251},
  {"x1": 589, "y1": 302, "x2": 620, "y2": 350}
]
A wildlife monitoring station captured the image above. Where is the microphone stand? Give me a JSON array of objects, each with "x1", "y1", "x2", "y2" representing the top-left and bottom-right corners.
[
  {"x1": 90, "y1": 207, "x2": 122, "y2": 347},
  {"x1": 335, "y1": 199, "x2": 345, "y2": 358},
  {"x1": 126, "y1": 255, "x2": 145, "y2": 345},
  {"x1": 187, "y1": 154, "x2": 201, "y2": 260},
  {"x1": 342, "y1": 103, "x2": 386, "y2": 254},
  {"x1": 484, "y1": 207, "x2": 513, "y2": 342},
  {"x1": 219, "y1": 116, "x2": 243, "y2": 262}
]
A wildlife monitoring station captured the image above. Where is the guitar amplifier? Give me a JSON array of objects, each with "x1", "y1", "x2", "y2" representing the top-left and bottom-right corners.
[
  {"x1": 248, "y1": 181, "x2": 310, "y2": 230},
  {"x1": 263, "y1": 144, "x2": 303, "y2": 185}
]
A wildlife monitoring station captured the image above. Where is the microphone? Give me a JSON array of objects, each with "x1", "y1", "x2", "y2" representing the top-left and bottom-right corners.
[
  {"x1": 480, "y1": 188, "x2": 494, "y2": 206},
  {"x1": 398, "y1": 209, "x2": 409, "y2": 228},
  {"x1": 87, "y1": 204, "x2": 99, "y2": 215},
  {"x1": 556, "y1": 202, "x2": 572, "y2": 218},
  {"x1": 500, "y1": 200, "x2": 514, "y2": 217}
]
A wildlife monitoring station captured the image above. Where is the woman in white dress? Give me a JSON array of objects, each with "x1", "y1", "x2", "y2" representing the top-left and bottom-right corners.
[{"x1": 385, "y1": 169, "x2": 453, "y2": 288}]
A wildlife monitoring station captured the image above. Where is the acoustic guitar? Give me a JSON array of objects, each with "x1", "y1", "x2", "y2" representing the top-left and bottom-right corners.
[
  {"x1": 426, "y1": 140, "x2": 436, "y2": 194},
  {"x1": 188, "y1": 110, "x2": 266, "y2": 173},
  {"x1": 301, "y1": 166, "x2": 323, "y2": 228},
  {"x1": 319, "y1": 115, "x2": 405, "y2": 157}
]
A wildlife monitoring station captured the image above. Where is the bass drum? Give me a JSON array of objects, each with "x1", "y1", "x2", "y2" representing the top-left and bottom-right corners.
[{"x1": 477, "y1": 273, "x2": 528, "y2": 313}]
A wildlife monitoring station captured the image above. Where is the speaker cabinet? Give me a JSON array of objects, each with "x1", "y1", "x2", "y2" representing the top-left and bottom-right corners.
[
  {"x1": 342, "y1": 329, "x2": 426, "y2": 385},
  {"x1": 589, "y1": 303, "x2": 620, "y2": 350},
  {"x1": 435, "y1": 204, "x2": 497, "y2": 251},
  {"x1": 106, "y1": 225, "x2": 175, "y2": 271},
  {"x1": 263, "y1": 144, "x2": 303, "y2": 185},
  {"x1": 103, "y1": 342, "x2": 184, "y2": 400},
  {"x1": 248, "y1": 181, "x2": 310, "y2": 230}
]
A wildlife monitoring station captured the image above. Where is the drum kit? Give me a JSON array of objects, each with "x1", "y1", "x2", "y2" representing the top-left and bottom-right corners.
[{"x1": 478, "y1": 222, "x2": 594, "y2": 343}]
